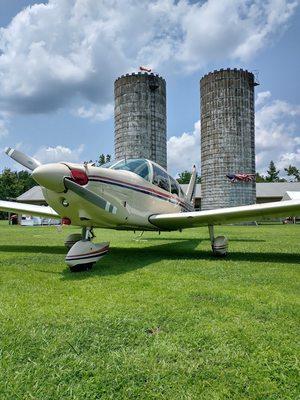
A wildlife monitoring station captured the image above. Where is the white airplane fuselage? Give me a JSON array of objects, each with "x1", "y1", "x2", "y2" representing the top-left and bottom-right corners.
[{"x1": 41, "y1": 163, "x2": 193, "y2": 231}]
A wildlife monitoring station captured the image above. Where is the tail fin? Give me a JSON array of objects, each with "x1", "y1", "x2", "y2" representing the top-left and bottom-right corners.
[{"x1": 185, "y1": 165, "x2": 197, "y2": 203}]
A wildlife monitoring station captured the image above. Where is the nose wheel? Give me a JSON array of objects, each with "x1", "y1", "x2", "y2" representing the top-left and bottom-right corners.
[{"x1": 65, "y1": 227, "x2": 109, "y2": 272}]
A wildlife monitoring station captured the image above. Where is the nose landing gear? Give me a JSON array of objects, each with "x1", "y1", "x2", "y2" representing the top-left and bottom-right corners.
[
  {"x1": 64, "y1": 233, "x2": 83, "y2": 249},
  {"x1": 65, "y1": 227, "x2": 109, "y2": 272}
]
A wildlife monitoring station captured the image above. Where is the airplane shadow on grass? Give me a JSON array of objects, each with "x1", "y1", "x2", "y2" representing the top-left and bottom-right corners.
[
  {"x1": 0, "y1": 245, "x2": 66, "y2": 255},
  {"x1": 143, "y1": 237, "x2": 266, "y2": 242},
  {"x1": 62, "y1": 238, "x2": 299, "y2": 280},
  {"x1": 0, "y1": 239, "x2": 298, "y2": 279}
]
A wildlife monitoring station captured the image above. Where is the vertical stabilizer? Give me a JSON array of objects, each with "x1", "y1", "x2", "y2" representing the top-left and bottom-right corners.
[{"x1": 186, "y1": 165, "x2": 197, "y2": 203}]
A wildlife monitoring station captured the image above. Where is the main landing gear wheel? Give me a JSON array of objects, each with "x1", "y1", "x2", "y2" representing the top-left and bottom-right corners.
[
  {"x1": 65, "y1": 227, "x2": 109, "y2": 272},
  {"x1": 208, "y1": 225, "x2": 228, "y2": 257},
  {"x1": 211, "y1": 235, "x2": 228, "y2": 256}
]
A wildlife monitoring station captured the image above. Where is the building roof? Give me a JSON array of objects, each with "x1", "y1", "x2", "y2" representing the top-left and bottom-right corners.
[
  {"x1": 16, "y1": 186, "x2": 46, "y2": 203},
  {"x1": 256, "y1": 182, "x2": 300, "y2": 197},
  {"x1": 180, "y1": 184, "x2": 202, "y2": 197},
  {"x1": 16, "y1": 182, "x2": 300, "y2": 204},
  {"x1": 180, "y1": 182, "x2": 300, "y2": 199}
]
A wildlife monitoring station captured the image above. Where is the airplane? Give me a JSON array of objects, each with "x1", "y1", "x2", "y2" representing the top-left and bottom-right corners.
[{"x1": 0, "y1": 147, "x2": 300, "y2": 272}]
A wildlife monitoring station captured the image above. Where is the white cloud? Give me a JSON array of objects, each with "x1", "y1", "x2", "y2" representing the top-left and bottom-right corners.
[
  {"x1": 0, "y1": 0, "x2": 297, "y2": 115},
  {"x1": 167, "y1": 92, "x2": 300, "y2": 176},
  {"x1": 178, "y1": 0, "x2": 298, "y2": 71},
  {"x1": 255, "y1": 94, "x2": 300, "y2": 173},
  {"x1": 167, "y1": 120, "x2": 200, "y2": 175},
  {"x1": 34, "y1": 144, "x2": 84, "y2": 164},
  {"x1": 0, "y1": 119, "x2": 8, "y2": 138},
  {"x1": 277, "y1": 151, "x2": 300, "y2": 167},
  {"x1": 76, "y1": 103, "x2": 114, "y2": 122},
  {"x1": 255, "y1": 91, "x2": 271, "y2": 107},
  {"x1": 232, "y1": 0, "x2": 298, "y2": 60}
]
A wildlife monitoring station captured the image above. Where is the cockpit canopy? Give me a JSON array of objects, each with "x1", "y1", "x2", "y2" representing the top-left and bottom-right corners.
[{"x1": 102, "y1": 158, "x2": 185, "y2": 198}]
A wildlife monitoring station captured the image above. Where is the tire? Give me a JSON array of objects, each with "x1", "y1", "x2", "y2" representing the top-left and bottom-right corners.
[{"x1": 69, "y1": 262, "x2": 94, "y2": 272}]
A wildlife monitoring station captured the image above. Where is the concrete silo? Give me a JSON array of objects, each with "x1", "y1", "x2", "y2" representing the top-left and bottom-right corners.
[
  {"x1": 200, "y1": 68, "x2": 257, "y2": 210},
  {"x1": 114, "y1": 72, "x2": 167, "y2": 170}
]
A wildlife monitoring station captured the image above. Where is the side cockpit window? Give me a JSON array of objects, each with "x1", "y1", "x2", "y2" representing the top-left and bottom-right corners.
[
  {"x1": 152, "y1": 164, "x2": 170, "y2": 192},
  {"x1": 179, "y1": 186, "x2": 185, "y2": 198},
  {"x1": 170, "y1": 177, "x2": 180, "y2": 196}
]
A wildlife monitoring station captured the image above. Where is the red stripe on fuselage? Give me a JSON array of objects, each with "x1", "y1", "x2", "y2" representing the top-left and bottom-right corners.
[{"x1": 66, "y1": 246, "x2": 109, "y2": 259}]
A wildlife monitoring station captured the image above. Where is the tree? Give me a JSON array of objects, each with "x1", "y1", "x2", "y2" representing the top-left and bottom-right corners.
[
  {"x1": 266, "y1": 161, "x2": 281, "y2": 182},
  {"x1": 284, "y1": 165, "x2": 300, "y2": 182},
  {"x1": 0, "y1": 169, "x2": 35, "y2": 200},
  {"x1": 177, "y1": 170, "x2": 201, "y2": 184},
  {"x1": 17, "y1": 170, "x2": 36, "y2": 193},
  {"x1": 98, "y1": 154, "x2": 106, "y2": 166},
  {"x1": 255, "y1": 172, "x2": 266, "y2": 182},
  {"x1": 97, "y1": 153, "x2": 111, "y2": 166},
  {"x1": 0, "y1": 169, "x2": 35, "y2": 219}
]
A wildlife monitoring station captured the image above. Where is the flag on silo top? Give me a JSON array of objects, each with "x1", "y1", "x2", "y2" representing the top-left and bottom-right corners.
[
  {"x1": 226, "y1": 173, "x2": 255, "y2": 183},
  {"x1": 139, "y1": 66, "x2": 151, "y2": 72}
]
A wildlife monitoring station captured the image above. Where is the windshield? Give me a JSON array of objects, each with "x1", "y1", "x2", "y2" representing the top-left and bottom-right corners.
[
  {"x1": 110, "y1": 159, "x2": 151, "y2": 182},
  {"x1": 102, "y1": 158, "x2": 185, "y2": 197},
  {"x1": 100, "y1": 160, "x2": 121, "y2": 169}
]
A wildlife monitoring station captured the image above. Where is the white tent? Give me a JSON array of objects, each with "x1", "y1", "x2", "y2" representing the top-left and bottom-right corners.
[{"x1": 282, "y1": 191, "x2": 300, "y2": 201}]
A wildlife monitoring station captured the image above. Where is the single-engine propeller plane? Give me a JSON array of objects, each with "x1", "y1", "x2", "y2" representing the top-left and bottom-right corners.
[{"x1": 1, "y1": 147, "x2": 300, "y2": 271}]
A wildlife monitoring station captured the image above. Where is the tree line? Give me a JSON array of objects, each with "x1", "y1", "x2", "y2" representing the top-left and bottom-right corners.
[
  {"x1": 87, "y1": 155, "x2": 300, "y2": 184},
  {"x1": 0, "y1": 169, "x2": 35, "y2": 219},
  {"x1": 177, "y1": 161, "x2": 300, "y2": 184},
  {"x1": 256, "y1": 161, "x2": 300, "y2": 183},
  {"x1": 0, "y1": 158, "x2": 298, "y2": 207}
]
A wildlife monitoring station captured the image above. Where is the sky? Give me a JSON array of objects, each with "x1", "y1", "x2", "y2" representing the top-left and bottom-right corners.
[{"x1": 0, "y1": 0, "x2": 299, "y2": 177}]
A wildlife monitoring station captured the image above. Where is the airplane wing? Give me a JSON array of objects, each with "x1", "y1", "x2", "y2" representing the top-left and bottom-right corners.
[
  {"x1": 149, "y1": 199, "x2": 300, "y2": 230},
  {"x1": 0, "y1": 200, "x2": 59, "y2": 218}
]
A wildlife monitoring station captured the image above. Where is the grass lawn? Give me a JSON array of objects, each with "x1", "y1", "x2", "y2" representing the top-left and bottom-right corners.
[{"x1": 0, "y1": 222, "x2": 299, "y2": 399}]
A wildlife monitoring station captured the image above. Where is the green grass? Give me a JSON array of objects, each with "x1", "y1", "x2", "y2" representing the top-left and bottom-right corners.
[{"x1": 0, "y1": 222, "x2": 299, "y2": 399}]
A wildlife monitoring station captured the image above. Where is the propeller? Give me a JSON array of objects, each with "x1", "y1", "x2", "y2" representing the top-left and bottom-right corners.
[
  {"x1": 64, "y1": 178, "x2": 117, "y2": 215},
  {"x1": 5, "y1": 147, "x2": 68, "y2": 192},
  {"x1": 5, "y1": 147, "x2": 41, "y2": 171},
  {"x1": 5, "y1": 146, "x2": 118, "y2": 215}
]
